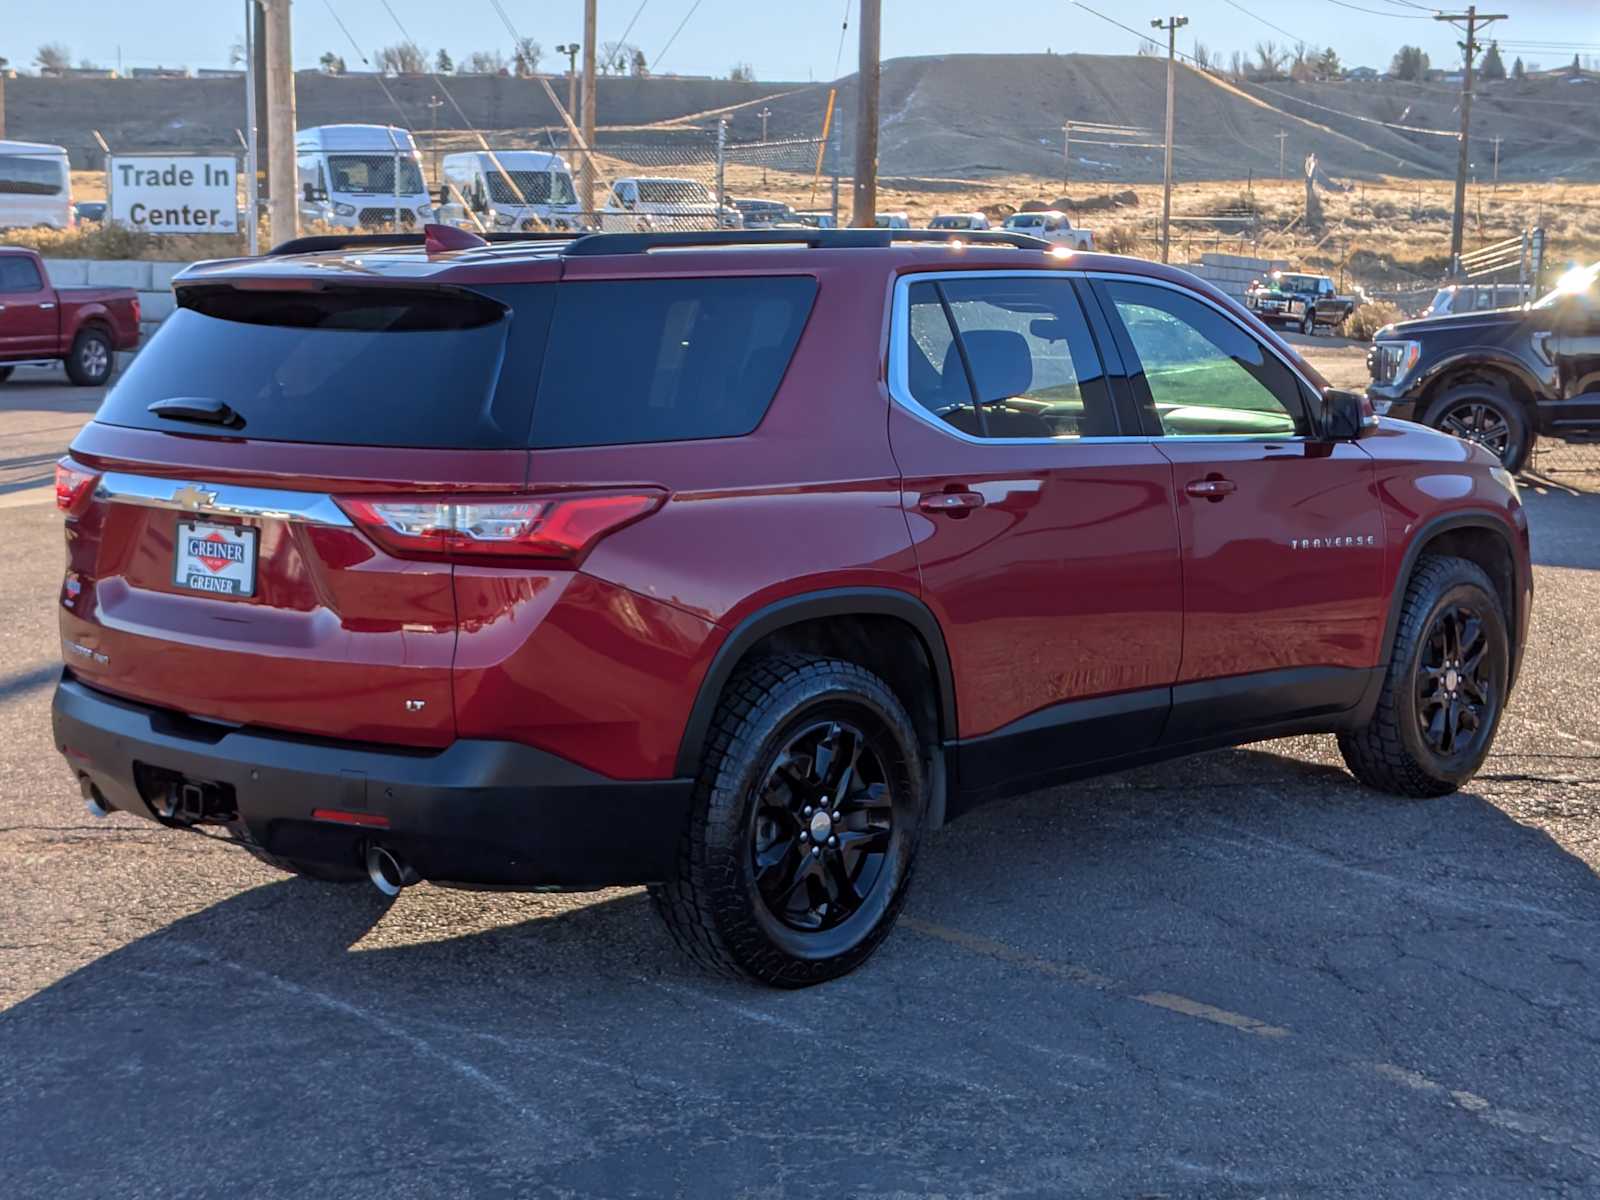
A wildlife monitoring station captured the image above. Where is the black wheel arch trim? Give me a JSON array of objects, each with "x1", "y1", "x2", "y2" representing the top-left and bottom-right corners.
[
  {"x1": 673, "y1": 587, "x2": 958, "y2": 780},
  {"x1": 1358, "y1": 511, "x2": 1527, "y2": 721},
  {"x1": 1413, "y1": 349, "x2": 1548, "y2": 408}
]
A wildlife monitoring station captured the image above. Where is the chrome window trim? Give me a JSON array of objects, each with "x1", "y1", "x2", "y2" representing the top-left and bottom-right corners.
[
  {"x1": 887, "y1": 267, "x2": 1321, "y2": 446},
  {"x1": 94, "y1": 472, "x2": 353, "y2": 527}
]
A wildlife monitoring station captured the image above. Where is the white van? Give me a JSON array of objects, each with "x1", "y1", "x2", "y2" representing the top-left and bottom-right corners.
[
  {"x1": 0, "y1": 141, "x2": 72, "y2": 231},
  {"x1": 437, "y1": 150, "x2": 584, "y2": 233},
  {"x1": 599, "y1": 177, "x2": 738, "y2": 232},
  {"x1": 295, "y1": 125, "x2": 434, "y2": 230}
]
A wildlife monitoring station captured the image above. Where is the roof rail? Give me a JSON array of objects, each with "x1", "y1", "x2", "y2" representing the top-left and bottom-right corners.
[
  {"x1": 560, "y1": 228, "x2": 1052, "y2": 256},
  {"x1": 266, "y1": 227, "x2": 1054, "y2": 259},
  {"x1": 266, "y1": 230, "x2": 577, "y2": 256}
]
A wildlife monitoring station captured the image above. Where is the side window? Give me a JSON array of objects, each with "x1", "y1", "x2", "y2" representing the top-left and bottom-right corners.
[
  {"x1": 900, "y1": 275, "x2": 1116, "y2": 439},
  {"x1": 531, "y1": 275, "x2": 817, "y2": 448},
  {"x1": 0, "y1": 255, "x2": 44, "y2": 293},
  {"x1": 1101, "y1": 279, "x2": 1308, "y2": 438}
]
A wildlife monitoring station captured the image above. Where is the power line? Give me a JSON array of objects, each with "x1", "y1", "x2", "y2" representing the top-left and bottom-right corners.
[
  {"x1": 833, "y1": 1, "x2": 853, "y2": 81},
  {"x1": 321, "y1": 0, "x2": 414, "y2": 129},
  {"x1": 653, "y1": 0, "x2": 705, "y2": 73},
  {"x1": 1323, "y1": 0, "x2": 1434, "y2": 17},
  {"x1": 1219, "y1": 0, "x2": 1313, "y2": 48},
  {"x1": 1247, "y1": 80, "x2": 1459, "y2": 135},
  {"x1": 615, "y1": 0, "x2": 650, "y2": 50}
]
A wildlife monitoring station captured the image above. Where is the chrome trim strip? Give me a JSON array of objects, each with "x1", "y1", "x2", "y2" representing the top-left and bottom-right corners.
[
  {"x1": 94, "y1": 472, "x2": 353, "y2": 527},
  {"x1": 886, "y1": 267, "x2": 1320, "y2": 447}
]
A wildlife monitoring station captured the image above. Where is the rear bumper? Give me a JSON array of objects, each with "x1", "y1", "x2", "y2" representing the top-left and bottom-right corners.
[{"x1": 51, "y1": 675, "x2": 694, "y2": 888}]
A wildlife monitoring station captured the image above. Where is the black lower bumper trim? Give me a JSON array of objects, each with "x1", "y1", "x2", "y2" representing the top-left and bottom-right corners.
[{"x1": 52, "y1": 676, "x2": 694, "y2": 888}]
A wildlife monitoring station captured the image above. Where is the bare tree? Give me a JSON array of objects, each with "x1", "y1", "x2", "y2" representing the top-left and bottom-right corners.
[
  {"x1": 461, "y1": 49, "x2": 509, "y2": 75},
  {"x1": 35, "y1": 43, "x2": 71, "y2": 74},
  {"x1": 376, "y1": 41, "x2": 429, "y2": 76},
  {"x1": 318, "y1": 51, "x2": 347, "y2": 75},
  {"x1": 728, "y1": 62, "x2": 754, "y2": 82},
  {"x1": 1229, "y1": 49, "x2": 1245, "y2": 80},
  {"x1": 631, "y1": 48, "x2": 648, "y2": 77},
  {"x1": 512, "y1": 38, "x2": 541, "y2": 77},
  {"x1": 1192, "y1": 41, "x2": 1213, "y2": 71},
  {"x1": 598, "y1": 41, "x2": 639, "y2": 75},
  {"x1": 1253, "y1": 40, "x2": 1287, "y2": 79},
  {"x1": 1136, "y1": 40, "x2": 1161, "y2": 59}
]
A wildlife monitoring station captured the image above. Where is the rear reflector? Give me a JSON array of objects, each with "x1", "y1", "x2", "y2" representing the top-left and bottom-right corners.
[
  {"x1": 55, "y1": 458, "x2": 99, "y2": 515},
  {"x1": 335, "y1": 491, "x2": 664, "y2": 566},
  {"x1": 311, "y1": 808, "x2": 391, "y2": 829}
]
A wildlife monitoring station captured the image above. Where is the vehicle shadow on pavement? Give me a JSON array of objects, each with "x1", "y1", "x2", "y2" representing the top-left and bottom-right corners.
[
  {"x1": 5, "y1": 743, "x2": 1600, "y2": 1195},
  {"x1": 1523, "y1": 484, "x2": 1600, "y2": 570}
]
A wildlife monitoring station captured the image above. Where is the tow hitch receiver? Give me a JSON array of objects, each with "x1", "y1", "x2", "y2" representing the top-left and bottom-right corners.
[{"x1": 135, "y1": 765, "x2": 238, "y2": 825}]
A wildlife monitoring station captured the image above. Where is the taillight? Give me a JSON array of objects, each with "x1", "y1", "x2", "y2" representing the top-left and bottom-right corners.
[
  {"x1": 55, "y1": 458, "x2": 99, "y2": 516},
  {"x1": 335, "y1": 491, "x2": 664, "y2": 566}
]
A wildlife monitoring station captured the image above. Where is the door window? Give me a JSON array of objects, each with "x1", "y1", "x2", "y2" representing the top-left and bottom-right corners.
[
  {"x1": 0, "y1": 255, "x2": 43, "y2": 293},
  {"x1": 1101, "y1": 279, "x2": 1309, "y2": 438},
  {"x1": 902, "y1": 275, "x2": 1116, "y2": 439}
]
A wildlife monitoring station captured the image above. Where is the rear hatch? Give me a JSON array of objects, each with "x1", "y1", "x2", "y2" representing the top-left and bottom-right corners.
[{"x1": 58, "y1": 267, "x2": 555, "y2": 747}]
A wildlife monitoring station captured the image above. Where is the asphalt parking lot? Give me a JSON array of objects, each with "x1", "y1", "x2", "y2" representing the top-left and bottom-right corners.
[{"x1": 3, "y1": 364, "x2": 1599, "y2": 1197}]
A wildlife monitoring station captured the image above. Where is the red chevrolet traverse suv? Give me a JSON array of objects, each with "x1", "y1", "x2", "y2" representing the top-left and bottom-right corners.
[{"x1": 52, "y1": 227, "x2": 1531, "y2": 986}]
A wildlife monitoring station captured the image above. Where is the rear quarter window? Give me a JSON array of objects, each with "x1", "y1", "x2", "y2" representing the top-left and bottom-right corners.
[{"x1": 529, "y1": 275, "x2": 817, "y2": 449}]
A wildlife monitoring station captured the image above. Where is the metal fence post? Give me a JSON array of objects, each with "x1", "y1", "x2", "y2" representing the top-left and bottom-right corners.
[{"x1": 715, "y1": 119, "x2": 727, "y2": 209}]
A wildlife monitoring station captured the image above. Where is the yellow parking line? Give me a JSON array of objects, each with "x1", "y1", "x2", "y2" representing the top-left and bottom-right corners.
[{"x1": 1135, "y1": 991, "x2": 1291, "y2": 1038}]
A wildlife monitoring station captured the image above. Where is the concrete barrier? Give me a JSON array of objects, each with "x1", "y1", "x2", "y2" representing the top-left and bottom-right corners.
[{"x1": 1186, "y1": 251, "x2": 1289, "y2": 300}]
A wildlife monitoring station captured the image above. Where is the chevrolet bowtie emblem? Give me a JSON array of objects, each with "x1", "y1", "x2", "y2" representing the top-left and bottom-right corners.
[{"x1": 171, "y1": 484, "x2": 219, "y2": 511}]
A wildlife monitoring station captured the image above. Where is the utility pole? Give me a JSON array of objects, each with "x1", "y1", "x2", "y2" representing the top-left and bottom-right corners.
[
  {"x1": 556, "y1": 42, "x2": 580, "y2": 138},
  {"x1": 262, "y1": 0, "x2": 297, "y2": 248},
  {"x1": 253, "y1": 1, "x2": 269, "y2": 198},
  {"x1": 1151, "y1": 14, "x2": 1187, "y2": 264},
  {"x1": 759, "y1": 106, "x2": 772, "y2": 185},
  {"x1": 1277, "y1": 130, "x2": 1288, "y2": 180},
  {"x1": 1436, "y1": 5, "x2": 1507, "y2": 267},
  {"x1": 243, "y1": 0, "x2": 259, "y2": 253},
  {"x1": 581, "y1": 1, "x2": 597, "y2": 219},
  {"x1": 0, "y1": 61, "x2": 7, "y2": 139},
  {"x1": 1490, "y1": 134, "x2": 1502, "y2": 190},
  {"x1": 851, "y1": 0, "x2": 881, "y2": 228}
]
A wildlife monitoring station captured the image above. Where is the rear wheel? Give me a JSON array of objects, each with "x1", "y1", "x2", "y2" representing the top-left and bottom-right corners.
[
  {"x1": 650, "y1": 654, "x2": 926, "y2": 987},
  {"x1": 0, "y1": 366, "x2": 13, "y2": 384},
  {"x1": 1299, "y1": 307, "x2": 1315, "y2": 335},
  {"x1": 1338, "y1": 554, "x2": 1509, "y2": 797},
  {"x1": 64, "y1": 327, "x2": 113, "y2": 387},
  {"x1": 1421, "y1": 381, "x2": 1531, "y2": 473}
]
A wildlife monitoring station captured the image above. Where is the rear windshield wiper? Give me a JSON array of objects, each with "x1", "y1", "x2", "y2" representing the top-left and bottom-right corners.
[{"x1": 146, "y1": 397, "x2": 245, "y2": 429}]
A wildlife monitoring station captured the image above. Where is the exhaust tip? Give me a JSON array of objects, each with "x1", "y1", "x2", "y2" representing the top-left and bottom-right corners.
[
  {"x1": 365, "y1": 844, "x2": 417, "y2": 897},
  {"x1": 81, "y1": 778, "x2": 111, "y2": 819}
]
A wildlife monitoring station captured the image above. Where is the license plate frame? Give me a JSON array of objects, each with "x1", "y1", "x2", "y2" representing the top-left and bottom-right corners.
[{"x1": 173, "y1": 521, "x2": 258, "y2": 597}]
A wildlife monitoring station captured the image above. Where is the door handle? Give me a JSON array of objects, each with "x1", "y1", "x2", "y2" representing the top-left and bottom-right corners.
[
  {"x1": 919, "y1": 490, "x2": 985, "y2": 513},
  {"x1": 39, "y1": 302, "x2": 56, "y2": 310},
  {"x1": 1184, "y1": 477, "x2": 1237, "y2": 501}
]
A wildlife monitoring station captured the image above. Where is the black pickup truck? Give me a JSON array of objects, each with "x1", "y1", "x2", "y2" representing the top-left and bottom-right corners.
[
  {"x1": 1245, "y1": 271, "x2": 1358, "y2": 336},
  {"x1": 1367, "y1": 262, "x2": 1600, "y2": 472}
]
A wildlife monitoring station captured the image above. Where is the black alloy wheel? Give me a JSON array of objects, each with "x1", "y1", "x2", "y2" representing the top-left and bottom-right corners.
[
  {"x1": 1415, "y1": 603, "x2": 1495, "y2": 760},
  {"x1": 751, "y1": 719, "x2": 894, "y2": 933},
  {"x1": 1437, "y1": 399, "x2": 1511, "y2": 461}
]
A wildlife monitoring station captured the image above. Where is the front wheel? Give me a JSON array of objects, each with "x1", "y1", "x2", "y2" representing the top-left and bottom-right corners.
[
  {"x1": 64, "y1": 327, "x2": 114, "y2": 387},
  {"x1": 650, "y1": 654, "x2": 926, "y2": 987},
  {"x1": 1338, "y1": 554, "x2": 1509, "y2": 797}
]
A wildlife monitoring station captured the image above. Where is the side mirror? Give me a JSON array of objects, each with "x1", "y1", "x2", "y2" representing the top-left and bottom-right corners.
[
  {"x1": 302, "y1": 182, "x2": 315, "y2": 202},
  {"x1": 1322, "y1": 388, "x2": 1379, "y2": 440}
]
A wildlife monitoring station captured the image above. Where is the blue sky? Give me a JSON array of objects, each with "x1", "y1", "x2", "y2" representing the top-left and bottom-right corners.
[{"x1": 4, "y1": 1, "x2": 1594, "y2": 81}]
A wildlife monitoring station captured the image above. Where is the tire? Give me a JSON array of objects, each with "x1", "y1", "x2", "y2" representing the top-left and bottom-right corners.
[
  {"x1": 1299, "y1": 307, "x2": 1315, "y2": 335},
  {"x1": 228, "y1": 819, "x2": 365, "y2": 883},
  {"x1": 0, "y1": 366, "x2": 13, "y2": 384},
  {"x1": 64, "y1": 327, "x2": 113, "y2": 387},
  {"x1": 1338, "y1": 554, "x2": 1510, "y2": 798},
  {"x1": 1421, "y1": 381, "x2": 1531, "y2": 473},
  {"x1": 649, "y1": 653, "x2": 927, "y2": 987}
]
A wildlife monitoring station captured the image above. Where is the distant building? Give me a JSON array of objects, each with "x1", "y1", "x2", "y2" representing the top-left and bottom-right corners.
[
  {"x1": 129, "y1": 66, "x2": 189, "y2": 79},
  {"x1": 1344, "y1": 66, "x2": 1378, "y2": 80},
  {"x1": 196, "y1": 68, "x2": 245, "y2": 79}
]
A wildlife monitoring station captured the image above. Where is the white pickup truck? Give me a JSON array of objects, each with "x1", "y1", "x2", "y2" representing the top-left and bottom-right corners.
[
  {"x1": 1001, "y1": 210, "x2": 1094, "y2": 250},
  {"x1": 599, "y1": 177, "x2": 740, "y2": 232}
]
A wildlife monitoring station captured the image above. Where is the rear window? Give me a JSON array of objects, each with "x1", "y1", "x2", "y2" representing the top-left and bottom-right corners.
[
  {"x1": 530, "y1": 276, "x2": 817, "y2": 448},
  {"x1": 95, "y1": 285, "x2": 548, "y2": 449}
]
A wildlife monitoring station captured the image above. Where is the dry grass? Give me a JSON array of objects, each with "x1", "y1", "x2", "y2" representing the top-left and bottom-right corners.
[
  {"x1": 1345, "y1": 301, "x2": 1404, "y2": 341},
  {"x1": 25, "y1": 164, "x2": 1600, "y2": 289}
]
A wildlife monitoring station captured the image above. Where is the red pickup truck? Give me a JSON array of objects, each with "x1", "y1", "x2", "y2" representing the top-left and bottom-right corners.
[{"x1": 0, "y1": 247, "x2": 141, "y2": 386}]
